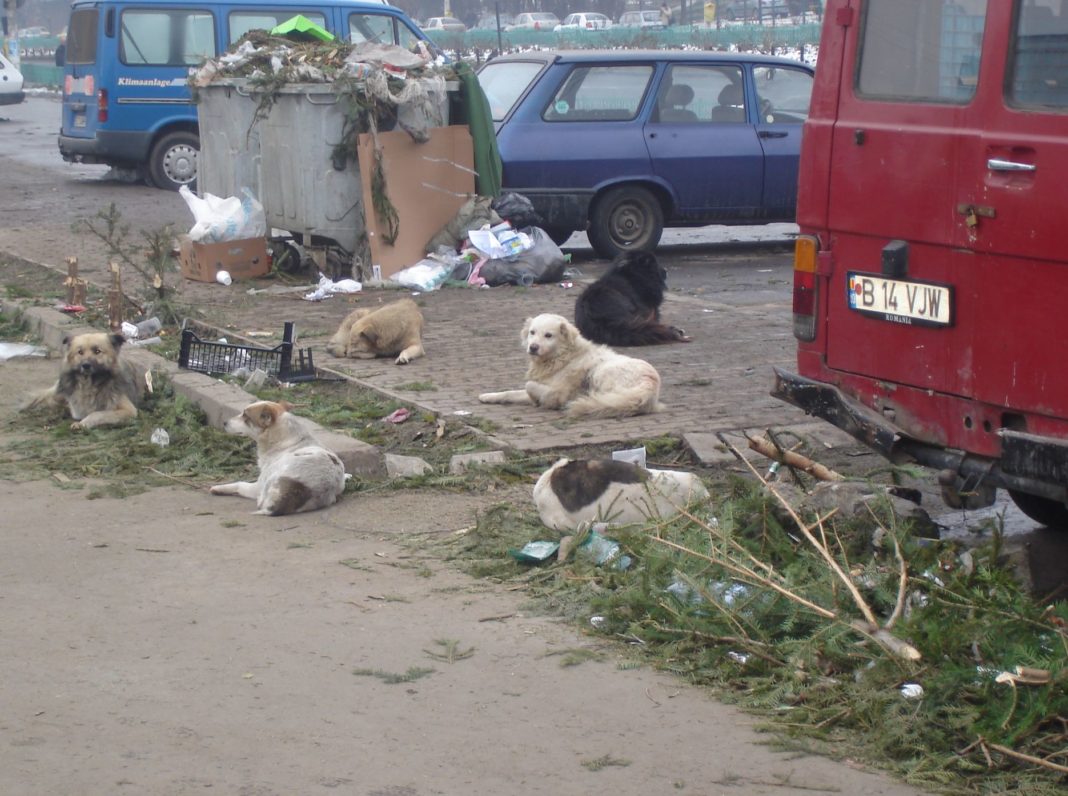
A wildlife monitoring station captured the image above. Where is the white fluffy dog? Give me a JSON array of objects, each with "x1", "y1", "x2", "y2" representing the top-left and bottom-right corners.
[
  {"x1": 211, "y1": 400, "x2": 346, "y2": 516},
  {"x1": 478, "y1": 313, "x2": 664, "y2": 419},
  {"x1": 534, "y1": 458, "x2": 710, "y2": 531}
]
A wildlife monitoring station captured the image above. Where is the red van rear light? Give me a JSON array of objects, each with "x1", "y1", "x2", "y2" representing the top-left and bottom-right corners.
[
  {"x1": 792, "y1": 235, "x2": 819, "y2": 341},
  {"x1": 97, "y1": 88, "x2": 108, "y2": 123}
]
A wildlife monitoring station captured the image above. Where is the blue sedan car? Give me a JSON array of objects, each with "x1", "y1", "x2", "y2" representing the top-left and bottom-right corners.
[{"x1": 477, "y1": 50, "x2": 815, "y2": 258}]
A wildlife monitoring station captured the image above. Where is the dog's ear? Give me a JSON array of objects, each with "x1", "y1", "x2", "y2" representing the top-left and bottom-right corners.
[
  {"x1": 521, "y1": 317, "x2": 533, "y2": 342},
  {"x1": 109, "y1": 333, "x2": 126, "y2": 351},
  {"x1": 255, "y1": 406, "x2": 277, "y2": 428},
  {"x1": 359, "y1": 329, "x2": 379, "y2": 345},
  {"x1": 61, "y1": 334, "x2": 72, "y2": 348},
  {"x1": 557, "y1": 319, "x2": 575, "y2": 343},
  {"x1": 278, "y1": 401, "x2": 294, "y2": 413}
]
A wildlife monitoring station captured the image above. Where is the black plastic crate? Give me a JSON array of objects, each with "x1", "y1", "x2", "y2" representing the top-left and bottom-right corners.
[{"x1": 178, "y1": 321, "x2": 319, "y2": 382}]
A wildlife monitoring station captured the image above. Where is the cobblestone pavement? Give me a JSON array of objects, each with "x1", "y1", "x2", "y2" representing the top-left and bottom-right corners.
[{"x1": 0, "y1": 158, "x2": 855, "y2": 460}]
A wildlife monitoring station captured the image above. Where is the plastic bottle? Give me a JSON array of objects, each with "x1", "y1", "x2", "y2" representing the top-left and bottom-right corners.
[
  {"x1": 134, "y1": 316, "x2": 162, "y2": 337},
  {"x1": 579, "y1": 524, "x2": 632, "y2": 570}
]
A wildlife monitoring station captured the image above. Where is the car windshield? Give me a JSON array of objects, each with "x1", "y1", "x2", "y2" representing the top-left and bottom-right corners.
[{"x1": 478, "y1": 60, "x2": 546, "y2": 121}]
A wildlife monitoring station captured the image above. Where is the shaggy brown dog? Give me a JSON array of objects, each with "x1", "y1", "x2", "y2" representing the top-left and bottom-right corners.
[
  {"x1": 326, "y1": 298, "x2": 425, "y2": 365},
  {"x1": 24, "y1": 331, "x2": 141, "y2": 430},
  {"x1": 478, "y1": 313, "x2": 663, "y2": 419},
  {"x1": 574, "y1": 251, "x2": 690, "y2": 346}
]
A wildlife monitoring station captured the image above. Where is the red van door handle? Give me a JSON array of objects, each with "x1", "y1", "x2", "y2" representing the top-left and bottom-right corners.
[{"x1": 988, "y1": 158, "x2": 1036, "y2": 173}]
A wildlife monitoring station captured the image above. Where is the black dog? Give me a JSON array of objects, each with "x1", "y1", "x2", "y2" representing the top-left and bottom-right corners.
[{"x1": 574, "y1": 251, "x2": 691, "y2": 346}]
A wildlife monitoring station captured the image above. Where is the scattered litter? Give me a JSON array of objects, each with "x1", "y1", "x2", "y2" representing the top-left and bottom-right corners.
[
  {"x1": 578, "y1": 524, "x2": 632, "y2": 570},
  {"x1": 383, "y1": 408, "x2": 411, "y2": 424},
  {"x1": 56, "y1": 304, "x2": 87, "y2": 314},
  {"x1": 121, "y1": 316, "x2": 162, "y2": 339},
  {"x1": 150, "y1": 428, "x2": 171, "y2": 447},
  {"x1": 130, "y1": 336, "x2": 162, "y2": 347},
  {"x1": 590, "y1": 615, "x2": 607, "y2": 628},
  {"x1": 303, "y1": 272, "x2": 362, "y2": 301},
  {"x1": 995, "y1": 666, "x2": 1051, "y2": 686},
  {"x1": 0, "y1": 342, "x2": 47, "y2": 361},
  {"x1": 216, "y1": 270, "x2": 233, "y2": 286},
  {"x1": 452, "y1": 410, "x2": 471, "y2": 416},
  {"x1": 558, "y1": 281, "x2": 573, "y2": 289},
  {"x1": 390, "y1": 259, "x2": 452, "y2": 292},
  {"x1": 244, "y1": 368, "x2": 270, "y2": 389},
  {"x1": 900, "y1": 683, "x2": 924, "y2": 699},
  {"x1": 612, "y1": 445, "x2": 647, "y2": 469},
  {"x1": 727, "y1": 651, "x2": 750, "y2": 665},
  {"x1": 179, "y1": 185, "x2": 266, "y2": 243},
  {"x1": 508, "y1": 540, "x2": 560, "y2": 564}
]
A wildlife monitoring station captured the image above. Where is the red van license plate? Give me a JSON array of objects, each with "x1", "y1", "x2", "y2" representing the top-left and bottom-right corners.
[{"x1": 847, "y1": 272, "x2": 953, "y2": 327}]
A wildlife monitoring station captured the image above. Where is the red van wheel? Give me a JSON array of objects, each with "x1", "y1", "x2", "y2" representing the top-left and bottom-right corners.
[
  {"x1": 1008, "y1": 490, "x2": 1068, "y2": 529},
  {"x1": 148, "y1": 131, "x2": 199, "y2": 192}
]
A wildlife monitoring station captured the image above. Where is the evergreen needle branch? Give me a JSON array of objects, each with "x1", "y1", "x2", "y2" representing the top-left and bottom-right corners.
[{"x1": 980, "y1": 737, "x2": 1068, "y2": 774}]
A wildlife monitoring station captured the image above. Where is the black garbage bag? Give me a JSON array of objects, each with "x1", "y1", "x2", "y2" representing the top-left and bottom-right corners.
[
  {"x1": 491, "y1": 192, "x2": 543, "y2": 229},
  {"x1": 479, "y1": 227, "x2": 566, "y2": 287}
]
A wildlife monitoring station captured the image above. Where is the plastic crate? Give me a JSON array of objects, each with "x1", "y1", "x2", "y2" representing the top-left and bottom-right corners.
[{"x1": 178, "y1": 321, "x2": 319, "y2": 382}]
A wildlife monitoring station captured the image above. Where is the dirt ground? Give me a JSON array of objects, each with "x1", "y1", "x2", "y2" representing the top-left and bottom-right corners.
[{"x1": 0, "y1": 352, "x2": 934, "y2": 795}]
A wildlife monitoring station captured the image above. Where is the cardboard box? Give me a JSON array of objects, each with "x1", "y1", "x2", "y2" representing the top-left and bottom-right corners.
[
  {"x1": 356, "y1": 126, "x2": 475, "y2": 278},
  {"x1": 178, "y1": 235, "x2": 270, "y2": 282}
]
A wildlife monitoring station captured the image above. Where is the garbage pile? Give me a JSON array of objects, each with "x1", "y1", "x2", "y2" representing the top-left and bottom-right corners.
[{"x1": 190, "y1": 30, "x2": 457, "y2": 142}]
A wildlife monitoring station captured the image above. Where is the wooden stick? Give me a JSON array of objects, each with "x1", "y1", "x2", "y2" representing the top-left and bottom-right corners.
[
  {"x1": 985, "y1": 740, "x2": 1068, "y2": 773},
  {"x1": 747, "y1": 435, "x2": 845, "y2": 481}
]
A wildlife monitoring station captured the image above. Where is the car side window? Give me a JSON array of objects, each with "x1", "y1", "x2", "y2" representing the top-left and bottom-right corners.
[
  {"x1": 656, "y1": 64, "x2": 744, "y2": 123},
  {"x1": 543, "y1": 64, "x2": 653, "y2": 122},
  {"x1": 229, "y1": 11, "x2": 327, "y2": 44},
  {"x1": 1009, "y1": 0, "x2": 1068, "y2": 109},
  {"x1": 120, "y1": 9, "x2": 215, "y2": 66},
  {"x1": 752, "y1": 65, "x2": 813, "y2": 123}
]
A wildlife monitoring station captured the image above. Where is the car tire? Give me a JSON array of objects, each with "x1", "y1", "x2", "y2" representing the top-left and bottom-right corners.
[
  {"x1": 148, "y1": 130, "x2": 199, "y2": 192},
  {"x1": 543, "y1": 226, "x2": 574, "y2": 247},
  {"x1": 1008, "y1": 489, "x2": 1068, "y2": 529},
  {"x1": 587, "y1": 185, "x2": 664, "y2": 259}
]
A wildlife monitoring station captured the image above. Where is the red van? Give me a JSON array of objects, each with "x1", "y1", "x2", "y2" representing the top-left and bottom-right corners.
[{"x1": 774, "y1": 0, "x2": 1068, "y2": 525}]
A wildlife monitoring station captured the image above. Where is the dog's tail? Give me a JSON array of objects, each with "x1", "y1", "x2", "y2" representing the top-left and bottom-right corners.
[
  {"x1": 19, "y1": 383, "x2": 62, "y2": 413},
  {"x1": 580, "y1": 318, "x2": 689, "y2": 347},
  {"x1": 566, "y1": 376, "x2": 664, "y2": 419}
]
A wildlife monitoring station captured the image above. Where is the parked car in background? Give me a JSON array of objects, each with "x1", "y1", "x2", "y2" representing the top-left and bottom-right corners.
[
  {"x1": 719, "y1": 0, "x2": 790, "y2": 20},
  {"x1": 477, "y1": 49, "x2": 814, "y2": 258},
  {"x1": 0, "y1": 52, "x2": 25, "y2": 105},
  {"x1": 507, "y1": 11, "x2": 561, "y2": 30},
  {"x1": 472, "y1": 12, "x2": 515, "y2": 29},
  {"x1": 617, "y1": 9, "x2": 665, "y2": 28},
  {"x1": 554, "y1": 12, "x2": 612, "y2": 31},
  {"x1": 423, "y1": 16, "x2": 466, "y2": 32}
]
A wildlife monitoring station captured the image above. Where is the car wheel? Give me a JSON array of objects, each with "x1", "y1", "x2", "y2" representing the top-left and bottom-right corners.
[
  {"x1": 1008, "y1": 490, "x2": 1068, "y2": 529},
  {"x1": 587, "y1": 185, "x2": 664, "y2": 259},
  {"x1": 543, "y1": 226, "x2": 574, "y2": 247},
  {"x1": 148, "y1": 130, "x2": 199, "y2": 191}
]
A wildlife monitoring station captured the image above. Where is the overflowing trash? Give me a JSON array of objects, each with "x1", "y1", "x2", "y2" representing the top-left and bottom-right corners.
[{"x1": 179, "y1": 185, "x2": 266, "y2": 244}]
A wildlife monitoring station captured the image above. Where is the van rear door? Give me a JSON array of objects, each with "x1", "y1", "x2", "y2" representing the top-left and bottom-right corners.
[
  {"x1": 62, "y1": 6, "x2": 101, "y2": 144},
  {"x1": 821, "y1": 1, "x2": 988, "y2": 401}
]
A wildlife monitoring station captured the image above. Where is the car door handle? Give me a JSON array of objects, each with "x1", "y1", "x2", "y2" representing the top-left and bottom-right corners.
[
  {"x1": 988, "y1": 158, "x2": 1036, "y2": 173},
  {"x1": 758, "y1": 130, "x2": 788, "y2": 139}
]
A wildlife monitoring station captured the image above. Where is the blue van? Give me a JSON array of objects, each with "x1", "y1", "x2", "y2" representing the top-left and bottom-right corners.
[{"x1": 59, "y1": 0, "x2": 435, "y2": 190}]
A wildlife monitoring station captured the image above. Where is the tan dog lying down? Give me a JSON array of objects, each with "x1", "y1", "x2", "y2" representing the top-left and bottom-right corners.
[
  {"x1": 326, "y1": 298, "x2": 425, "y2": 365},
  {"x1": 534, "y1": 458, "x2": 710, "y2": 532},
  {"x1": 478, "y1": 313, "x2": 663, "y2": 419},
  {"x1": 23, "y1": 331, "x2": 142, "y2": 430},
  {"x1": 211, "y1": 400, "x2": 346, "y2": 516}
]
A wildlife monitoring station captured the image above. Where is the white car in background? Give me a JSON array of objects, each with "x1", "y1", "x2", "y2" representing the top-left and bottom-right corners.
[
  {"x1": 617, "y1": 9, "x2": 665, "y2": 28},
  {"x1": 0, "y1": 53, "x2": 25, "y2": 105},
  {"x1": 554, "y1": 12, "x2": 613, "y2": 31},
  {"x1": 507, "y1": 11, "x2": 561, "y2": 30}
]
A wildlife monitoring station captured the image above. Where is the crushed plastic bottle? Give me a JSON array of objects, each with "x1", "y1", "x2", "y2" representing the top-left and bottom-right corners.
[
  {"x1": 579, "y1": 523, "x2": 632, "y2": 570},
  {"x1": 150, "y1": 428, "x2": 170, "y2": 447}
]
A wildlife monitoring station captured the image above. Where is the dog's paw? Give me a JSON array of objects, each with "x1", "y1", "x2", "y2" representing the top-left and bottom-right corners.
[
  {"x1": 670, "y1": 326, "x2": 692, "y2": 342},
  {"x1": 70, "y1": 420, "x2": 85, "y2": 431},
  {"x1": 395, "y1": 354, "x2": 411, "y2": 365}
]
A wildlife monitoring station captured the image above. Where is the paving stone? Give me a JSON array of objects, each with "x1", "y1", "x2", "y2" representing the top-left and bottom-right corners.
[{"x1": 449, "y1": 450, "x2": 507, "y2": 474}]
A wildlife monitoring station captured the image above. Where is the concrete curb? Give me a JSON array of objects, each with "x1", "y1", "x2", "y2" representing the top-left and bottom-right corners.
[{"x1": 1, "y1": 300, "x2": 386, "y2": 479}]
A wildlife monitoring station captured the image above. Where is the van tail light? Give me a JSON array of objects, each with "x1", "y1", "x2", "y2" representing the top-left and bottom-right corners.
[
  {"x1": 97, "y1": 88, "x2": 108, "y2": 123},
  {"x1": 792, "y1": 235, "x2": 819, "y2": 342},
  {"x1": 64, "y1": 75, "x2": 73, "y2": 96}
]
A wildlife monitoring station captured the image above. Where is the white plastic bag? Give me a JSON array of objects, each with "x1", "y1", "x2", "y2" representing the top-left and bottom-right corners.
[
  {"x1": 391, "y1": 259, "x2": 453, "y2": 292},
  {"x1": 179, "y1": 185, "x2": 266, "y2": 243}
]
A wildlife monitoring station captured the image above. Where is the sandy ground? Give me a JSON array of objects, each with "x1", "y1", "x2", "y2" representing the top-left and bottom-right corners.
[{"x1": 0, "y1": 354, "x2": 931, "y2": 796}]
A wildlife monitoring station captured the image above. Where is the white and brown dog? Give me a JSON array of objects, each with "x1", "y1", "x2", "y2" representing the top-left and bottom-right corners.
[
  {"x1": 211, "y1": 400, "x2": 346, "y2": 516},
  {"x1": 479, "y1": 313, "x2": 663, "y2": 419},
  {"x1": 534, "y1": 457, "x2": 709, "y2": 531}
]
